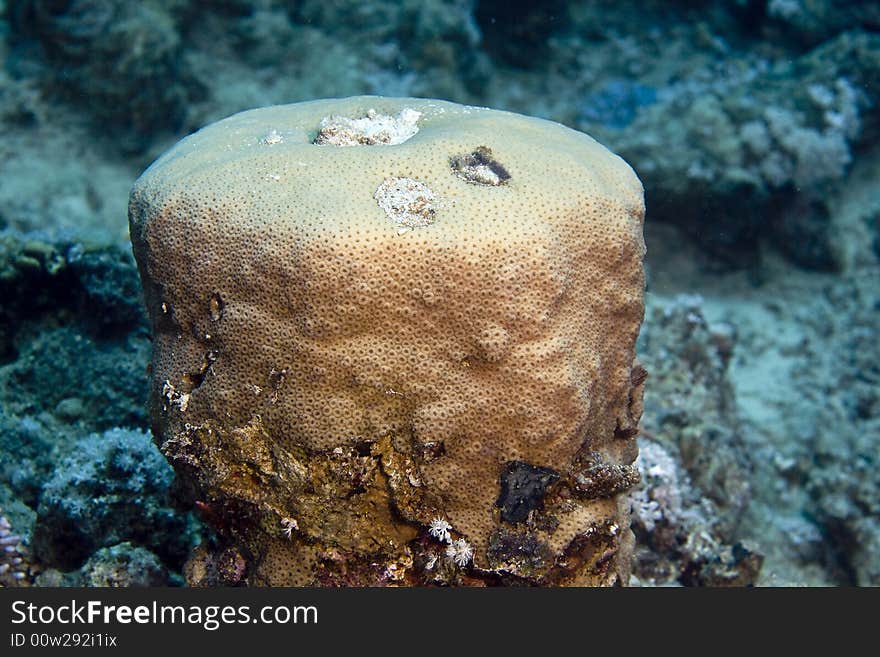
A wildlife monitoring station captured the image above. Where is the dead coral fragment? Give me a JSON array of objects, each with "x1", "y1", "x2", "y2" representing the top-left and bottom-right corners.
[
  {"x1": 374, "y1": 177, "x2": 438, "y2": 233},
  {"x1": 574, "y1": 453, "x2": 641, "y2": 499},
  {"x1": 314, "y1": 108, "x2": 421, "y2": 146},
  {"x1": 450, "y1": 146, "x2": 511, "y2": 186}
]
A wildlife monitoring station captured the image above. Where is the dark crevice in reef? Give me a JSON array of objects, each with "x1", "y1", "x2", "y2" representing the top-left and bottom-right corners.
[
  {"x1": 0, "y1": 233, "x2": 151, "y2": 431},
  {"x1": 0, "y1": 235, "x2": 147, "y2": 361},
  {"x1": 814, "y1": 515, "x2": 860, "y2": 586}
]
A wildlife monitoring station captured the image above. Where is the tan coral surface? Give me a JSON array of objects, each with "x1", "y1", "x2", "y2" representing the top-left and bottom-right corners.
[{"x1": 129, "y1": 96, "x2": 646, "y2": 586}]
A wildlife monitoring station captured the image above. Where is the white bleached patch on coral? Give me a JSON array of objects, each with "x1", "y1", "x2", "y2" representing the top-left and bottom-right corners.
[
  {"x1": 374, "y1": 177, "x2": 437, "y2": 232},
  {"x1": 314, "y1": 108, "x2": 421, "y2": 146}
]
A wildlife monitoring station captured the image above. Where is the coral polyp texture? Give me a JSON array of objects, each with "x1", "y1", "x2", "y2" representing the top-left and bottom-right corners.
[{"x1": 128, "y1": 96, "x2": 646, "y2": 586}]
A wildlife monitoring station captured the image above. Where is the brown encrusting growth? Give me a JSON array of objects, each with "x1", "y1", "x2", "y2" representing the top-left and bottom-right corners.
[{"x1": 129, "y1": 96, "x2": 647, "y2": 586}]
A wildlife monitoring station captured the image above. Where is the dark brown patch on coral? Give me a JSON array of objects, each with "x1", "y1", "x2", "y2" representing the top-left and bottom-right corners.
[
  {"x1": 487, "y1": 528, "x2": 553, "y2": 577},
  {"x1": 450, "y1": 146, "x2": 511, "y2": 186},
  {"x1": 496, "y1": 461, "x2": 559, "y2": 524}
]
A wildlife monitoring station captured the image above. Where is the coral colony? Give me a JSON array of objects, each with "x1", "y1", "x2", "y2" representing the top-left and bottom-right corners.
[{"x1": 129, "y1": 97, "x2": 646, "y2": 585}]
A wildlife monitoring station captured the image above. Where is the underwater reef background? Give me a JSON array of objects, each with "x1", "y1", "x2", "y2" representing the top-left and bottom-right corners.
[{"x1": 0, "y1": 0, "x2": 878, "y2": 586}]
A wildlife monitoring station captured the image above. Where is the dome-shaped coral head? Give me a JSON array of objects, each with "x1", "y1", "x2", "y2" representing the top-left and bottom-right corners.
[{"x1": 129, "y1": 96, "x2": 646, "y2": 587}]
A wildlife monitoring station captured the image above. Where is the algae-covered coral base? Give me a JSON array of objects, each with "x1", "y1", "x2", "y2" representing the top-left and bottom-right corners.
[{"x1": 129, "y1": 96, "x2": 647, "y2": 586}]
